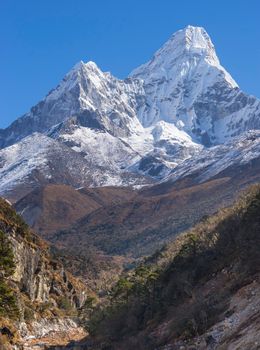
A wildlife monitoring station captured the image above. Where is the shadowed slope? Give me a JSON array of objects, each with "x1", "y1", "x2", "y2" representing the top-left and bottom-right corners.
[{"x1": 85, "y1": 185, "x2": 260, "y2": 349}]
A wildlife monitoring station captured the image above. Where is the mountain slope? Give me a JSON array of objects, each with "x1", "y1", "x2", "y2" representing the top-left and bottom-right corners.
[
  {"x1": 0, "y1": 133, "x2": 149, "y2": 202},
  {"x1": 165, "y1": 130, "x2": 260, "y2": 185},
  {"x1": 14, "y1": 184, "x2": 101, "y2": 236},
  {"x1": 46, "y1": 152, "x2": 260, "y2": 258},
  {"x1": 85, "y1": 185, "x2": 260, "y2": 350},
  {"x1": 14, "y1": 141, "x2": 260, "y2": 260},
  {"x1": 14, "y1": 184, "x2": 138, "y2": 237},
  {"x1": 0, "y1": 197, "x2": 91, "y2": 348}
]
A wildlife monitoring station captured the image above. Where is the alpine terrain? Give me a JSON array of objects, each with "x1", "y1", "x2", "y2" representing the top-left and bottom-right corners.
[{"x1": 0, "y1": 25, "x2": 260, "y2": 349}]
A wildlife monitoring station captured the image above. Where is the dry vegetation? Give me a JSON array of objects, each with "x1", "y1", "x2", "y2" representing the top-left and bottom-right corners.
[
  {"x1": 86, "y1": 185, "x2": 260, "y2": 349},
  {"x1": 0, "y1": 197, "x2": 94, "y2": 348}
]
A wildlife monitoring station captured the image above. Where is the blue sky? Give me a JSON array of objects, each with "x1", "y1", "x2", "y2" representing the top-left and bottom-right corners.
[{"x1": 0, "y1": 0, "x2": 259, "y2": 128}]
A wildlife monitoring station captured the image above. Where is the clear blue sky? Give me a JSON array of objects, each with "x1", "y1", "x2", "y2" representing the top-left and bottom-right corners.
[{"x1": 0, "y1": 0, "x2": 259, "y2": 128}]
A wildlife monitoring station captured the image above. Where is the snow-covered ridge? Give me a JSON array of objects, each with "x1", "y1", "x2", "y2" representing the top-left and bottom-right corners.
[
  {"x1": 165, "y1": 130, "x2": 260, "y2": 184},
  {"x1": 0, "y1": 133, "x2": 150, "y2": 200}
]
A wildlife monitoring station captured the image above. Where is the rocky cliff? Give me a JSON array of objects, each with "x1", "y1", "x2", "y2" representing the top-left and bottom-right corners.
[{"x1": 0, "y1": 197, "x2": 91, "y2": 349}]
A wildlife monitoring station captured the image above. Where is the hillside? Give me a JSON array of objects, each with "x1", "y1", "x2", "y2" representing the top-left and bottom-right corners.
[
  {"x1": 14, "y1": 184, "x2": 101, "y2": 238},
  {"x1": 83, "y1": 185, "x2": 260, "y2": 349},
  {"x1": 45, "y1": 158, "x2": 260, "y2": 259},
  {"x1": 14, "y1": 184, "x2": 138, "y2": 238},
  {"x1": 0, "y1": 197, "x2": 94, "y2": 349}
]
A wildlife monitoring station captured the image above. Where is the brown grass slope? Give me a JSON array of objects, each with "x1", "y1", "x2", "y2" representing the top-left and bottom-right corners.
[
  {"x1": 49, "y1": 177, "x2": 241, "y2": 257},
  {"x1": 48, "y1": 158, "x2": 260, "y2": 258},
  {"x1": 14, "y1": 158, "x2": 260, "y2": 261},
  {"x1": 14, "y1": 184, "x2": 138, "y2": 239},
  {"x1": 14, "y1": 184, "x2": 101, "y2": 238}
]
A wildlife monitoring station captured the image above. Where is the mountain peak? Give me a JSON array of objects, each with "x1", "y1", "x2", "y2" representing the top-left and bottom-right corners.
[
  {"x1": 130, "y1": 25, "x2": 238, "y2": 129},
  {"x1": 72, "y1": 60, "x2": 100, "y2": 73},
  {"x1": 131, "y1": 26, "x2": 220, "y2": 79},
  {"x1": 72, "y1": 60, "x2": 85, "y2": 70},
  {"x1": 182, "y1": 26, "x2": 216, "y2": 52},
  {"x1": 84, "y1": 60, "x2": 99, "y2": 69},
  {"x1": 176, "y1": 25, "x2": 218, "y2": 64},
  {"x1": 130, "y1": 25, "x2": 237, "y2": 86}
]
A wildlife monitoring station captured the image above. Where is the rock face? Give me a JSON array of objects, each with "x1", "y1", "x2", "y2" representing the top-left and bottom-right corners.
[
  {"x1": 0, "y1": 197, "x2": 89, "y2": 348},
  {"x1": 1, "y1": 26, "x2": 260, "y2": 199},
  {"x1": 9, "y1": 231, "x2": 86, "y2": 307}
]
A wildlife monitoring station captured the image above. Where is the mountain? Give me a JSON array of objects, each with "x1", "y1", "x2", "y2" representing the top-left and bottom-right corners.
[
  {"x1": 0, "y1": 61, "x2": 144, "y2": 146},
  {"x1": 83, "y1": 185, "x2": 260, "y2": 350},
  {"x1": 165, "y1": 130, "x2": 260, "y2": 184},
  {"x1": 1, "y1": 26, "x2": 260, "y2": 200}
]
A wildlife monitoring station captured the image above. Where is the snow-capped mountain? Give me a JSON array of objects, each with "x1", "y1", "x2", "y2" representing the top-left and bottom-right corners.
[
  {"x1": 0, "y1": 61, "x2": 145, "y2": 148},
  {"x1": 131, "y1": 25, "x2": 260, "y2": 145},
  {"x1": 1, "y1": 25, "x2": 260, "y2": 199}
]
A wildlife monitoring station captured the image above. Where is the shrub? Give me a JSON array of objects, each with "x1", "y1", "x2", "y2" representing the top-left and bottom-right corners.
[
  {"x1": 23, "y1": 307, "x2": 34, "y2": 321},
  {"x1": 0, "y1": 231, "x2": 15, "y2": 278},
  {"x1": 0, "y1": 230, "x2": 19, "y2": 319},
  {"x1": 0, "y1": 282, "x2": 19, "y2": 319}
]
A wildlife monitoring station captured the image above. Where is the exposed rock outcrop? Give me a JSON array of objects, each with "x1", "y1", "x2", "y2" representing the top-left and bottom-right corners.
[{"x1": 0, "y1": 197, "x2": 90, "y2": 349}]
